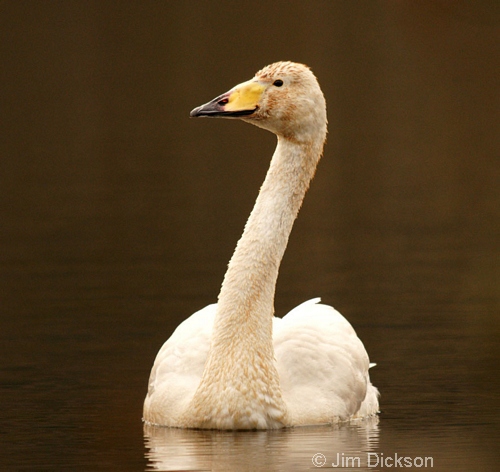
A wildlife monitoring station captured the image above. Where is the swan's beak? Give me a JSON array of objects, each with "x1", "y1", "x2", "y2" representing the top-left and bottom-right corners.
[{"x1": 190, "y1": 80, "x2": 264, "y2": 118}]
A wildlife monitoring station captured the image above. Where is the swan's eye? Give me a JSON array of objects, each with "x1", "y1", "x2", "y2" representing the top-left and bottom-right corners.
[
  {"x1": 273, "y1": 79, "x2": 283, "y2": 87},
  {"x1": 218, "y1": 98, "x2": 229, "y2": 106}
]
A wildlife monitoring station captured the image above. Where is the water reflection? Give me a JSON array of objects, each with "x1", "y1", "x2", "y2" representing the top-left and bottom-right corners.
[{"x1": 145, "y1": 418, "x2": 379, "y2": 471}]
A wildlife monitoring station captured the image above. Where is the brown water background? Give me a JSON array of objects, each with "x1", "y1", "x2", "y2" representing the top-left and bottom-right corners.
[{"x1": 1, "y1": 1, "x2": 498, "y2": 470}]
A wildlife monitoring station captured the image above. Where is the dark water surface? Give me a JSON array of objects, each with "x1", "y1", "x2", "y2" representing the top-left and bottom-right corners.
[{"x1": 1, "y1": 2, "x2": 498, "y2": 470}]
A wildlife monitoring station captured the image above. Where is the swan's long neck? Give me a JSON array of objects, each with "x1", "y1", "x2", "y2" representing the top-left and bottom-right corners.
[
  {"x1": 188, "y1": 135, "x2": 324, "y2": 429},
  {"x1": 218, "y1": 137, "x2": 321, "y2": 326}
]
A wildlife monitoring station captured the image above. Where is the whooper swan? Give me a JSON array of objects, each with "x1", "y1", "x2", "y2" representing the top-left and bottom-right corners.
[{"x1": 143, "y1": 61, "x2": 379, "y2": 429}]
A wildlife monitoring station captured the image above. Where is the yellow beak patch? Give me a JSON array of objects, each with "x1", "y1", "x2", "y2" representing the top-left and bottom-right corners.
[{"x1": 225, "y1": 80, "x2": 265, "y2": 112}]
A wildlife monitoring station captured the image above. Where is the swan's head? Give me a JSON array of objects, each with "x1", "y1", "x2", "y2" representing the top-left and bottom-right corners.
[{"x1": 190, "y1": 61, "x2": 327, "y2": 142}]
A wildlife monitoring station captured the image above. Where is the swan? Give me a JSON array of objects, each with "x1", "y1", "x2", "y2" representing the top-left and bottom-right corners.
[{"x1": 143, "y1": 61, "x2": 379, "y2": 429}]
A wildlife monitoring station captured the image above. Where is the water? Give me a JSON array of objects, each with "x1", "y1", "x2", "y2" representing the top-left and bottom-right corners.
[{"x1": 1, "y1": 2, "x2": 498, "y2": 471}]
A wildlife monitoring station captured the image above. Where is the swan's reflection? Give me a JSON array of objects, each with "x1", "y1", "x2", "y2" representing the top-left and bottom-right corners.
[{"x1": 144, "y1": 417, "x2": 379, "y2": 471}]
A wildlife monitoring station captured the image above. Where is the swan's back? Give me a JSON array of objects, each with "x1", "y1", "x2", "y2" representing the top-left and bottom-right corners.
[{"x1": 273, "y1": 299, "x2": 379, "y2": 424}]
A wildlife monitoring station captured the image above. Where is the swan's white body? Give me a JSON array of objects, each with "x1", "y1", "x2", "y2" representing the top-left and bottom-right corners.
[{"x1": 144, "y1": 62, "x2": 379, "y2": 429}]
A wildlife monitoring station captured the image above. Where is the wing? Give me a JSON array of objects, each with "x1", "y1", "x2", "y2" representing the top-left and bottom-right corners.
[
  {"x1": 273, "y1": 298, "x2": 378, "y2": 424},
  {"x1": 143, "y1": 304, "x2": 216, "y2": 425}
]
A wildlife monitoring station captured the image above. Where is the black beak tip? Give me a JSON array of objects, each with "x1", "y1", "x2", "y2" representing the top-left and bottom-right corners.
[{"x1": 190, "y1": 106, "x2": 202, "y2": 118}]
